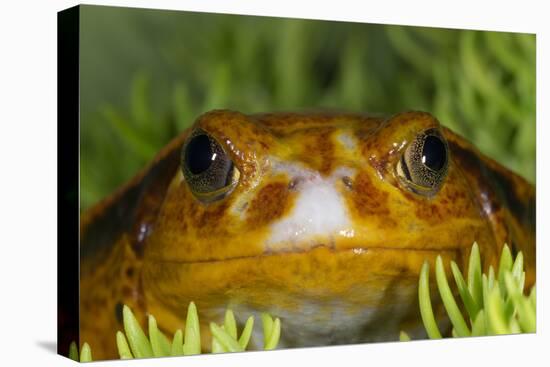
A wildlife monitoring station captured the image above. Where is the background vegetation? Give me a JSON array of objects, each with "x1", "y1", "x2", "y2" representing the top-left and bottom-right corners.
[{"x1": 80, "y1": 5, "x2": 535, "y2": 211}]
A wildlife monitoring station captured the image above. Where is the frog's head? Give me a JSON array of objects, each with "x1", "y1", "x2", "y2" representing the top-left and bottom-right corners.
[{"x1": 142, "y1": 109, "x2": 499, "y2": 335}]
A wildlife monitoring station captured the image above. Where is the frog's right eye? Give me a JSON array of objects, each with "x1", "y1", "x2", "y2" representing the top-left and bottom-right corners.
[
  {"x1": 181, "y1": 129, "x2": 240, "y2": 203},
  {"x1": 396, "y1": 128, "x2": 449, "y2": 197}
]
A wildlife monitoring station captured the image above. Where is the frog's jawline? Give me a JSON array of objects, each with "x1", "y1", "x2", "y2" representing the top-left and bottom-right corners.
[{"x1": 148, "y1": 245, "x2": 459, "y2": 265}]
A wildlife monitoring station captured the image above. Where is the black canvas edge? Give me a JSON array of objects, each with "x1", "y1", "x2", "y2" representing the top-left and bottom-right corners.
[{"x1": 57, "y1": 5, "x2": 80, "y2": 359}]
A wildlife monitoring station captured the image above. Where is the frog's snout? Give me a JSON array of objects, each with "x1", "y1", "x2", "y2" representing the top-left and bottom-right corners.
[{"x1": 264, "y1": 167, "x2": 355, "y2": 251}]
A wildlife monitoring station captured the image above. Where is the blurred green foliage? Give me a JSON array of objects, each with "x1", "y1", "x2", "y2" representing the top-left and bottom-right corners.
[{"x1": 80, "y1": 5, "x2": 535, "y2": 210}]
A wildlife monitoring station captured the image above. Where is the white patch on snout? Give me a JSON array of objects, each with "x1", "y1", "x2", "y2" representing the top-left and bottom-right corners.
[{"x1": 266, "y1": 164, "x2": 354, "y2": 249}]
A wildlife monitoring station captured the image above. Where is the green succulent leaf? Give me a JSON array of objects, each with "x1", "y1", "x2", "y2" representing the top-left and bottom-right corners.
[
  {"x1": 210, "y1": 323, "x2": 243, "y2": 352},
  {"x1": 261, "y1": 312, "x2": 275, "y2": 346},
  {"x1": 399, "y1": 331, "x2": 411, "y2": 341},
  {"x1": 238, "y1": 316, "x2": 255, "y2": 349},
  {"x1": 116, "y1": 331, "x2": 133, "y2": 359},
  {"x1": 171, "y1": 329, "x2": 184, "y2": 356},
  {"x1": 511, "y1": 252, "x2": 524, "y2": 282},
  {"x1": 471, "y1": 310, "x2": 486, "y2": 336},
  {"x1": 68, "y1": 341, "x2": 79, "y2": 361},
  {"x1": 183, "y1": 302, "x2": 201, "y2": 355},
  {"x1": 529, "y1": 286, "x2": 536, "y2": 311},
  {"x1": 211, "y1": 335, "x2": 225, "y2": 354},
  {"x1": 451, "y1": 260, "x2": 479, "y2": 320},
  {"x1": 148, "y1": 314, "x2": 171, "y2": 357},
  {"x1": 505, "y1": 274, "x2": 536, "y2": 333},
  {"x1": 498, "y1": 244, "x2": 513, "y2": 297},
  {"x1": 435, "y1": 256, "x2": 470, "y2": 337},
  {"x1": 224, "y1": 309, "x2": 238, "y2": 340},
  {"x1": 467, "y1": 242, "x2": 483, "y2": 310},
  {"x1": 418, "y1": 261, "x2": 442, "y2": 339},
  {"x1": 265, "y1": 318, "x2": 281, "y2": 350},
  {"x1": 488, "y1": 266, "x2": 496, "y2": 291},
  {"x1": 487, "y1": 284, "x2": 509, "y2": 335},
  {"x1": 122, "y1": 305, "x2": 153, "y2": 358},
  {"x1": 80, "y1": 343, "x2": 92, "y2": 362}
]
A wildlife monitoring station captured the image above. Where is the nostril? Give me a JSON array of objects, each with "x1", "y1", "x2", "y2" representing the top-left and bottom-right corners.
[
  {"x1": 288, "y1": 177, "x2": 302, "y2": 191},
  {"x1": 237, "y1": 201, "x2": 249, "y2": 212},
  {"x1": 342, "y1": 176, "x2": 353, "y2": 190}
]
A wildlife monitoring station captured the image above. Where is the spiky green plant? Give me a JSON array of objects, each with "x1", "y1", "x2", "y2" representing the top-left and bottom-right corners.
[
  {"x1": 68, "y1": 341, "x2": 92, "y2": 362},
  {"x1": 71, "y1": 302, "x2": 281, "y2": 361},
  {"x1": 210, "y1": 309, "x2": 255, "y2": 353},
  {"x1": 117, "y1": 302, "x2": 280, "y2": 359},
  {"x1": 403, "y1": 242, "x2": 535, "y2": 340}
]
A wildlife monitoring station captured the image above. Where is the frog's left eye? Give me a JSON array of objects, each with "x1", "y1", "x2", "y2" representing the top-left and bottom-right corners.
[
  {"x1": 396, "y1": 129, "x2": 449, "y2": 197},
  {"x1": 181, "y1": 129, "x2": 240, "y2": 203}
]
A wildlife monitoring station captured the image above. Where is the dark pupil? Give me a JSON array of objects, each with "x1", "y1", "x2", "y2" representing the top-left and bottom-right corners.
[
  {"x1": 422, "y1": 135, "x2": 446, "y2": 171},
  {"x1": 185, "y1": 135, "x2": 213, "y2": 175}
]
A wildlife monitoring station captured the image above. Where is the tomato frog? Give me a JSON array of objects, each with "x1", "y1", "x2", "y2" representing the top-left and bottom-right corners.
[{"x1": 79, "y1": 110, "x2": 535, "y2": 359}]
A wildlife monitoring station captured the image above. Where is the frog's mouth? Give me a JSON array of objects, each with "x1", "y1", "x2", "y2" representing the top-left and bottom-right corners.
[
  {"x1": 143, "y1": 244, "x2": 462, "y2": 310},
  {"x1": 150, "y1": 243, "x2": 461, "y2": 269}
]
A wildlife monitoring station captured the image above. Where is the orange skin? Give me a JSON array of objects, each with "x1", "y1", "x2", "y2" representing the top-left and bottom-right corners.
[{"x1": 79, "y1": 110, "x2": 535, "y2": 360}]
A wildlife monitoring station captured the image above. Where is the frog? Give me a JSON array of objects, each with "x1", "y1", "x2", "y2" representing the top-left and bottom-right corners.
[{"x1": 78, "y1": 110, "x2": 535, "y2": 360}]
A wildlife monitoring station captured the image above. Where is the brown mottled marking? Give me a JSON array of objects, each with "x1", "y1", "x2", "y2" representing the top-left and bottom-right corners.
[
  {"x1": 246, "y1": 180, "x2": 295, "y2": 226},
  {"x1": 412, "y1": 169, "x2": 471, "y2": 225},
  {"x1": 348, "y1": 171, "x2": 390, "y2": 217},
  {"x1": 296, "y1": 127, "x2": 336, "y2": 175}
]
